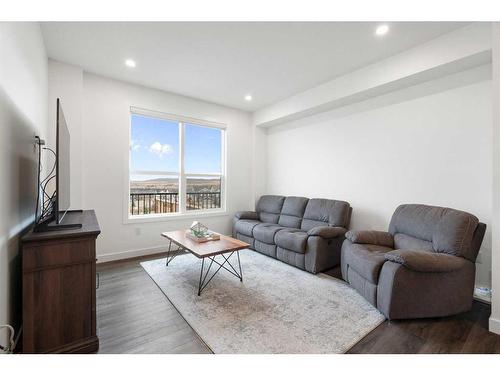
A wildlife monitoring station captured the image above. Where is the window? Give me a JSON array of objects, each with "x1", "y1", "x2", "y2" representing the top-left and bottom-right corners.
[{"x1": 128, "y1": 109, "x2": 225, "y2": 218}]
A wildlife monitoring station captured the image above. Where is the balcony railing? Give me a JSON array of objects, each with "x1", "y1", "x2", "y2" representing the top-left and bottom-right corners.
[{"x1": 129, "y1": 192, "x2": 221, "y2": 215}]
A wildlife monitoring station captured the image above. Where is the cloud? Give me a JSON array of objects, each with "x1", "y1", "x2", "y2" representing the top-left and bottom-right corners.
[
  {"x1": 149, "y1": 142, "x2": 173, "y2": 157},
  {"x1": 130, "y1": 140, "x2": 141, "y2": 151}
]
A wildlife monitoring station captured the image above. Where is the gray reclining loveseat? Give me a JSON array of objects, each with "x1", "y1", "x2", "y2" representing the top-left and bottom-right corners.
[
  {"x1": 341, "y1": 204, "x2": 486, "y2": 319},
  {"x1": 233, "y1": 195, "x2": 351, "y2": 273}
]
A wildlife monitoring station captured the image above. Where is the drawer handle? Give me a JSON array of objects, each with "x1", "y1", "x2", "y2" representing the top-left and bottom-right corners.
[{"x1": 96, "y1": 272, "x2": 100, "y2": 289}]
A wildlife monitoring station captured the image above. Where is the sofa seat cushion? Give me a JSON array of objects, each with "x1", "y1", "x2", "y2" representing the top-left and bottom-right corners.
[
  {"x1": 275, "y1": 228, "x2": 308, "y2": 253},
  {"x1": 343, "y1": 243, "x2": 393, "y2": 284},
  {"x1": 253, "y1": 223, "x2": 285, "y2": 244},
  {"x1": 234, "y1": 219, "x2": 260, "y2": 237}
]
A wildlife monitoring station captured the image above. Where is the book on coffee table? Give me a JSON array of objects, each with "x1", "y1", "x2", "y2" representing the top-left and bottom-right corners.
[{"x1": 185, "y1": 229, "x2": 221, "y2": 243}]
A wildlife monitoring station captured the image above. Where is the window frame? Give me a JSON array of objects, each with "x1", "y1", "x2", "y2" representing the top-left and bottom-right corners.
[{"x1": 124, "y1": 106, "x2": 227, "y2": 224}]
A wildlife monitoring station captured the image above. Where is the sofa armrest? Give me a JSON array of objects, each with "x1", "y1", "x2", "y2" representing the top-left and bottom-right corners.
[
  {"x1": 385, "y1": 249, "x2": 468, "y2": 273},
  {"x1": 307, "y1": 226, "x2": 347, "y2": 239},
  {"x1": 345, "y1": 230, "x2": 394, "y2": 247},
  {"x1": 234, "y1": 211, "x2": 259, "y2": 220}
]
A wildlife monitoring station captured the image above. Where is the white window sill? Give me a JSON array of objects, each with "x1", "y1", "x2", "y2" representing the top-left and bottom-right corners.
[{"x1": 124, "y1": 209, "x2": 229, "y2": 224}]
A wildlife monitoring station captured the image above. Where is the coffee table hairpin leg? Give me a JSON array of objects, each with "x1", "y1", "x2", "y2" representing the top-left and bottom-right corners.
[
  {"x1": 165, "y1": 240, "x2": 181, "y2": 266},
  {"x1": 197, "y1": 250, "x2": 243, "y2": 296}
]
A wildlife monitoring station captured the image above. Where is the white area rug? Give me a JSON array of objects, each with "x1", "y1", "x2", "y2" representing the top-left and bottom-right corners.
[{"x1": 141, "y1": 250, "x2": 384, "y2": 353}]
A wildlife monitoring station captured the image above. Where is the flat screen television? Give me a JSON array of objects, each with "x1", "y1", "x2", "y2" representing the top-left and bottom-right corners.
[
  {"x1": 34, "y1": 98, "x2": 81, "y2": 232},
  {"x1": 56, "y1": 98, "x2": 71, "y2": 224}
]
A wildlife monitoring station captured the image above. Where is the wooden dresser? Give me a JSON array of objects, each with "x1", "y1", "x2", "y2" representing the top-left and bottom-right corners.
[{"x1": 21, "y1": 210, "x2": 101, "y2": 353}]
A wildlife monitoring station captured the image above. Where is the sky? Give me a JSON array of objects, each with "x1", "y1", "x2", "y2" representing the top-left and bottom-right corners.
[{"x1": 130, "y1": 114, "x2": 222, "y2": 175}]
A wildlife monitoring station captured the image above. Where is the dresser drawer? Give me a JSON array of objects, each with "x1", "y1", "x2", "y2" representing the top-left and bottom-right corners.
[{"x1": 23, "y1": 236, "x2": 96, "y2": 272}]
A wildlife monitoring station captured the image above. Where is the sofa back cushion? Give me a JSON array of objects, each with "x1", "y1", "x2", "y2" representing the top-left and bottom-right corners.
[
  {"x1": 393, "y1": 233, "x2": 433, "y2": 252},
  {"x1": 300, "y1": 198, "x2": 350, "y2": 231},
  {"x1": 388, "y1": 204, "x2": 479, "y2": 260},
  {"x1": 278, "y1": 196, "x2": 309, "y2": 228},
  {"x1": 256, "y1": 195, "x2": 285, "y2": 224}
]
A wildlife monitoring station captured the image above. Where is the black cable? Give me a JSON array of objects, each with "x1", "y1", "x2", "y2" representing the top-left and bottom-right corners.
[
  {"x1": 43, "y1": 189, "x2": 56, "y2": 208},
  {"x1": 40, "y1": 147, "x2": 57, "y2": 201},
  {"x1": 42, "y1": 175, "x2": 56, "y2": 197},
  {"x1": 42, "y1": 178, "x2": 53, "y2": 201},
  {"x1": 40, "y1": 189, "x2": 56, "y2": 218},
  {"x1": 40, "y1": 174, "x2": 56, "y2": 219},
  {"x1": 34, "y1": 143, "x2": 57, "y2": 224},
  {"x1": 40, "y1": 147, "x2": 56, "y2": 185}
]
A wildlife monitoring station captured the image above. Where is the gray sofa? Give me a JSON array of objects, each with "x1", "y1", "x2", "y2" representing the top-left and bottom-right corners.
[
  {"x1": 341, "y1": 204, "x2": 486, "y2": 319},
  {"x1": 233, "y1": 195, "x2": 352, "y2": 273}
]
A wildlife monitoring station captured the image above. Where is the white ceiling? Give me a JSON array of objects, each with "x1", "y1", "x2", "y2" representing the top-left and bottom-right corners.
[{"x1": 41, "y1": 22, "x2": 468, "y2": 111}]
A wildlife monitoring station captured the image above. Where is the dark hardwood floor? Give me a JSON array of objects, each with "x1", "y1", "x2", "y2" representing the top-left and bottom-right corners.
[
  {"x1": 321, "y1": 267, "x2": 500, "y2": 354},
  {"x1": 96, "y1": 254, "x2": 500, "y2": 354},
  {"x1": 96, "y1": 256, "x2": 211, "y2": 354}
]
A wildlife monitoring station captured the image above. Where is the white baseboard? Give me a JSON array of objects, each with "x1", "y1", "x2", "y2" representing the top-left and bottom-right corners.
[
  {"x1": 489, "y1": 317, "x2": 500, "y2": 335},
  {"x1": 96, "y1": 232, "x2": 233, "y2": 264},
  {"x1": 97, "y1": 245, "x2": 167, "y2": 264}
]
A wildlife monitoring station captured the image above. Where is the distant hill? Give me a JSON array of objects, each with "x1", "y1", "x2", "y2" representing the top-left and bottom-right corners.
[{"x1": 130, "y1": 177, "x2": 220, "y2": 194}]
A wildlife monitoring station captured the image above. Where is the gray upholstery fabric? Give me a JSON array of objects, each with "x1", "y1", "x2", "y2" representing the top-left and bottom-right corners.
[
  {"x1": 233, "y1": 219, "x2": 260, "y2": 237},
  {"x1": 341, "y1": 241, "x2": 392, "y2": 284},
  {"x1": 305, "y1": 235, "x2": 344, "y2": 274},
  {"x1": 470, "y1": 223, "x2": 487, "y2": 261},
  {"x1": 344, "y1": 266, "x2": 378, "y2": 306},
  {"x1": 234, "y1": 211, "x2": 259, "y2": 220},
  {"x1": 258, "y1": 212, "x2": 280, "y2": 225},
  {"x1": 275, "y1": 228, "x2": 308, "y2": 253},
  {"x1": 254, "y1": 240, "x2": 277, "y2": 258},
  {"x1": 342, "y1": 203, "x2": 485, "y2": 319},
  {"x1": 393, "y1": 233, "x2": 433, "y2": 251},
  {"x1": 233, "y1": 195, "x2": 351, "y2": 273},
  {"x1": 276, "y1": 247, "x2": 306, "y2": 270},
  {"x1": 385, "y1": 249, "x2": 468, "y2": 273},
  {"x1": 345, "y1": 230, "x2": 394, "y2": 248},
  {"x1": 434, "y1": 211, "x2": 479, "y2": 260},
  {"x1": 236, "y1": 233, "x2": 254, "y2": 248},
  {"x1": 256, "y1": 195, "x2": 285, "y2": 224},
  {"x1": 307, "y1": 226, "x2": 347, "y2": 239},
  {"x1": 377, "y1": 260, "x2": 475, "y2": 319},
  {"x1": 278, "y1": 196, "x2": 309, "y2": 228},
  {"x1": 253, "y1": 223, "x2": 284, "y2": 244},
  {"x1": 277, "y1": 215, "x2": 302, "y2": 229},
  {"x1": 388, "y1": 204, "x2": 479, "y2": 260},
  {"x1": 301, "y1": 199, "x2": 351, "y2": 231}
]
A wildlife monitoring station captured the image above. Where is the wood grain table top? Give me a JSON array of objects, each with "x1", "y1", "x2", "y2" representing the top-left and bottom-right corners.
[{"x1": 161, "y1": 230, "x2": 250, "y2": 258}]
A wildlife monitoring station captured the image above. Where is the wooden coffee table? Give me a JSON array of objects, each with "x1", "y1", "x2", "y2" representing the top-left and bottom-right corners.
[{"x1": 161, "y1": 230, "x2": 250, "y2": 296}]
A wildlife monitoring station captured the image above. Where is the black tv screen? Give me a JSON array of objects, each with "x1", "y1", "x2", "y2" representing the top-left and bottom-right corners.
[{"x1": 56, "y1": 98, "x2": 71, "y2": 224}]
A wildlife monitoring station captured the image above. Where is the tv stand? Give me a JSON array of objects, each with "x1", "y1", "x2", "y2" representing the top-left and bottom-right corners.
[
  {"x1": 34, "y1": 221, "x2": 83, "y2": 232},
  {"x1": 22, "y1": 210, "x2": 101, "y2": 353},
  {"x1": 34, "y1": 209, "x2": 84, "y2": 232}
]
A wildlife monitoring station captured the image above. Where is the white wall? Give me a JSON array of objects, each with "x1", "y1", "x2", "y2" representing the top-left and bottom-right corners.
[
  {"x1": 490, "y1": 22, "x2": 500, "y2": 334},
  {"x1": 78, "y1": 72, "x2": 253, "y2": 262},
  {"x1": 0, "y1": 22, "x2": 48, "y2": 347},
  {"x1": 265, "y1": 68, "x2": 492, "y2": 289},
  {"x1": 252, "y1": 125, "x2": 268, "y2": 204}
]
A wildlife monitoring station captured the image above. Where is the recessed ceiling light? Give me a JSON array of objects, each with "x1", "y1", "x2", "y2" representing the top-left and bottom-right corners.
[
  {"x1": 125, "y1": 59, "x2": 136, "y2": 68},
  {"x1": 244, "y1": 95, "x2": 253, "y2": 101},
  {"x1": 375, "y1": 24, "x2": 389, "y2": 36}
]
